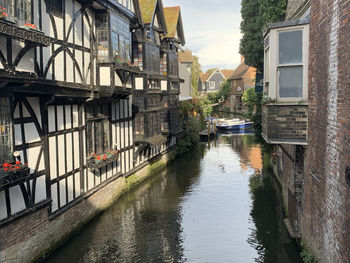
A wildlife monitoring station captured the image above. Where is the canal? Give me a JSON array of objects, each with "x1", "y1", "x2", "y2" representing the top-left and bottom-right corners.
[{"x1": 43, "y1": 134, "x2": 302, "y2": 263}]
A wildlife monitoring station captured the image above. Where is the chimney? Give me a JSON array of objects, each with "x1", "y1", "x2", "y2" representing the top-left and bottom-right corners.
[{"x1": 241, "y1": 55, "x2": 245, "y2": 63}]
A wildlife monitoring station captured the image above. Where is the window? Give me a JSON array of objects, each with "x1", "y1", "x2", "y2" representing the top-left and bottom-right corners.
[
  {"x1": 86, "y1": 104, "x2": 110, "y2": 156},
  {"x1": 264, "y1": 24, "x2": 308, "y2": 101},
  {"x1": 0, "y1": 0, "x2": 31, "y2": 24},
  {"x1": 134, "y1": 113, "x2": 145, "y2": 140},
  {"x1": 96, "y1": 14, "x2": 109, "y2": 60},
  {"x1": 209, "y1": 81, "x2": 215, "y2": 89},
  {"x1": 0, "y1": 97, "x2": 13, "y2": 164},
  {"x1": 278, "y1": 30, "x2": 303, "y2": 98},
  {"x1": 110, "y1": 13, "x2": 131, "y2": 61},
  {"x1": 45, "y1": 0, "x2": 62, "y2": 17}
]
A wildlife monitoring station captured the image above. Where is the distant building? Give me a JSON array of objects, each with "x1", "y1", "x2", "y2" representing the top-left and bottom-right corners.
[
  {"x1": 178, "y1": 50, "x2": 194, "y2": 100},
  {"x1": 226, "y1": 57, "x2": 256, "y2": 113},
  {"x1": 198, "y1": 68, "x2": 234, "y2": 95}
]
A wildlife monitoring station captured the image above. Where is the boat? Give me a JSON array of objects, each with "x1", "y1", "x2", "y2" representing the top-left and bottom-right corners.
[{"x1": 216, "y1": 119, "x2": 253, "y2": 131}]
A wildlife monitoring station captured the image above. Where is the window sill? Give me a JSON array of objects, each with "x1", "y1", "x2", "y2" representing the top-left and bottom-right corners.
[
  {"x1": 87, "y1": 151, "x2": 119, "y2": 172},
  {"x1": 0, "y1": 19, "x2": 50, "y2": 46}
]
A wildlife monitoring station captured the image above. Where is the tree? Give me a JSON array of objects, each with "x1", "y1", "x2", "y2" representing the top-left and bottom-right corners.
[
  {"x1": 240, "y1": 0, "x2": 287, "y2": 72},
  {"x1": 191, "y1": 56, "x2": 202, "y2": 96}
]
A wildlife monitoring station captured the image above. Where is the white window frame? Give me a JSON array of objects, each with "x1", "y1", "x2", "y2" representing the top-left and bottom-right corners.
[
  {"x1": 209, "y1": 81, "x2": 215, "y2": 89},
  {"x1": 264, "y1": 24, "x2": 309, "y2": 102}
]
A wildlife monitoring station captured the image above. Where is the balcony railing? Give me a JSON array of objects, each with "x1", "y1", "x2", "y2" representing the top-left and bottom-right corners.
[{"x1": 262, "y1": 103, "x2": 308, "y2": 145}]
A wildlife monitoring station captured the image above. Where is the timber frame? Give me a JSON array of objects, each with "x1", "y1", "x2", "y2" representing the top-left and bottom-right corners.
[{"x1": 0, "y1": 0, "x2": 184, "y2": 228}]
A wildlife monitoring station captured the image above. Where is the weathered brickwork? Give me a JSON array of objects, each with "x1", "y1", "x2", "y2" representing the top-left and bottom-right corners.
[
  {"x1": 262, "y1": 104, "x2": 308, "y2": 143},
  {"x1": 0, "y1": 152, "x2": 173, "y2": 263},
  {"x1": 286, "y1": 0, "x2": 310, "y2": 20},
  {"x1": 302, "y1": 1, "x2": 350, "y2": 262}
]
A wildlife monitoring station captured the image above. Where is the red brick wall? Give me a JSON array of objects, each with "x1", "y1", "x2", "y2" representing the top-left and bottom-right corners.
[{"x1": 303, "y1": 1, "x2": 350, "y2": 262}]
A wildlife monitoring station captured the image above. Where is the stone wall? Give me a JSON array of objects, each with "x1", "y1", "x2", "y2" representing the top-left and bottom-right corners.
[
  {"x1": 302, "y1": 0, "x2": 350, "y2": 262},
  {"x1": 0, "y1": 151, "x2": 174, "y2": 263},
  {"x1": 262, "y1": 104, "x2": 308, "y2": 144}
]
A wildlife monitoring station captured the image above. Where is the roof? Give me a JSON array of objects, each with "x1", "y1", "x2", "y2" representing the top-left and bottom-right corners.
[
  {"x1": 221, "y1": 69, "x2": 235, "y2": 79},
  {"x1": 164, "y1": 7, "x2": 180, "y2": 38},
  {"x1": 206, "y1": 68, "x2": 217, "y2": 78},
  {"x1": 200, "y1": 73, "x2": 209, "y2": 82},
  {"x1": 179, "y1": 50, "x2": 193, "y2": 63},
  {"x1": 229, "y1": 62, "x2": 251, "y2": 80},
  {"x1": 139, "y1": 0, "x2": 157, "y2": 24}
]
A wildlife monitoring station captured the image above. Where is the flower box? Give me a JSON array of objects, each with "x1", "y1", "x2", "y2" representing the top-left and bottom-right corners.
[
  {"x1": 0, "y1": 162, "x2": 30, "y2": 188},
  {"x1": 87, "y1": 150, "x2": 119, "y2": 171}
]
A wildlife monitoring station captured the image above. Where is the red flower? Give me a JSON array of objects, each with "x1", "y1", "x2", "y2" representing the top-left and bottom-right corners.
[
  {"x1": 14, "y1": 166, "x2": 20, "y2": 169},
  {"x1": 25, "y1": 163, "x2": 28, "y2": 166},
  {"x1": 8, "y1": 164, "x2": 12, "y2": 168},
  {"x1": 4, "y1": 168, "x2": 8, "y2": 172},
  {"x1": 103, "y1": 155, "x2": 107, "y2": 160},
  {"x1": 3, "y1": 163, "x2": 9, "y2": 168},
  {"x1": 16, "y1": 161, "x2": 21, "y2": 165}
]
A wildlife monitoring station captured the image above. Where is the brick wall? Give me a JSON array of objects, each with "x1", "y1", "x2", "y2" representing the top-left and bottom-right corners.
[
  {"x1": 302, "y1": 1, "x2": 350, "y2": 262},
  {"x1": 286, "y1": 0, "x2": 310, "y2": 20},
  {"x1": 262, "y1": 104, "x2": 308, "y2": 143}
]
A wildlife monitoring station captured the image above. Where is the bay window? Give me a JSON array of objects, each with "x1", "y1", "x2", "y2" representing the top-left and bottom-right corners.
[
  {"x1": 264, "y1": 23, "x2": 309, "y2": 101},
  {"x1": 96, "y1": 12, "x2": 131, "y2": 62}
]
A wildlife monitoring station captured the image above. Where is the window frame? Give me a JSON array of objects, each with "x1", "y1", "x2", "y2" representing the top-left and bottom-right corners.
[
  {"x1": 86, "y1": 104, "x2": 111, "y2": 157},
  {"x1": 264, "y1": 24, "x2": 309, "y2": 102},
  {"x1": 209, "y1": 81, "x2": 215, "y2": 89},
  {"x1": 0, "y1": 97, "x2": 13, "y2": 165},
  {"x1": 0, "y1": 0, "x2": 32, "y2": 24}
]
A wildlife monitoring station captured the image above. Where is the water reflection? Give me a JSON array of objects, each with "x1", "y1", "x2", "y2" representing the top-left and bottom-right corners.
[{"x1": 43, "y1": 135, "x2": 301, "y2": 263}]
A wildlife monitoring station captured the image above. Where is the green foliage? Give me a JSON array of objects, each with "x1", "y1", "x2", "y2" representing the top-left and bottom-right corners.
[
  {"x1": 207, "y1": 81, "x2": 232, "y2": 103},
  {"x1": 175, "y1": 117, "x2": 202, "y2": 156},
  {"x1": 242, "y1": 87, "x2": 256, "y2": 118},
  {"x1": 300, "y1": 241, "x2": 316, "y2": 263},
  {"x1": 191, "y1": 56, "x2": 202, "y2": 96},
  {"x1": 240, "y1": 0, "x2": 287, "y2": 72}
]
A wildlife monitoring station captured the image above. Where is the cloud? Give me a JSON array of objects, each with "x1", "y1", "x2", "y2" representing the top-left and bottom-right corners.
[{"x1": 163, "y1": 0, "x2": 242, "y2": 71}]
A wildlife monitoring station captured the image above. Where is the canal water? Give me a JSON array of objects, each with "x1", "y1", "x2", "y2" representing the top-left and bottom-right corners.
[{"x1": 44, "y1": 134, "x2": 302, "y2": 263}]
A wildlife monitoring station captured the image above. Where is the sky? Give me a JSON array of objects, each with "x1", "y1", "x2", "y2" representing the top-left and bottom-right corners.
[{"x1": 163, "y1": 0, "x2": 243, "y2": 72}]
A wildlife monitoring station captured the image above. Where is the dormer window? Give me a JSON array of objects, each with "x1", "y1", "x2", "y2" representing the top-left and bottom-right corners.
[{"x1": 264, "y1": 23, "x2": 309, "y2": 102}]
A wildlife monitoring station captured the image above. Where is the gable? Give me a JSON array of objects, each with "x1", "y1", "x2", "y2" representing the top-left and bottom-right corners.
[
  {"x1": 163, "y1": 6, "x2": 185, "y2": 44},
  {"x1": 139, "y1": 0, "x2": 167, "y2": 32}
]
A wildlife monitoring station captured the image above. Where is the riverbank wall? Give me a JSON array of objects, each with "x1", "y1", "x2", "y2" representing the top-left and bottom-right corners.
[{"x1": 0, "y1": 150, "x2": 175, "y2": 263}]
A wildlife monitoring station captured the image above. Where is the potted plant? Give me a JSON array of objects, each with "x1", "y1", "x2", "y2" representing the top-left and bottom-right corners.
[{"x1": 87, "y1": 147, "x2": 119, "y2": 171}]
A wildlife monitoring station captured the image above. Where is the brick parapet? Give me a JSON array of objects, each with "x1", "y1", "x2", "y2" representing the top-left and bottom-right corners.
[{"x1": 262, "y1": 104, "x2": 308, "y2": 144}]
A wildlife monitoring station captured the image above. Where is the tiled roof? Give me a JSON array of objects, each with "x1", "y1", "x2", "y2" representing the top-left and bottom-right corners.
[
  {"x1": 164, "y1": 6, "x2": 180, "y2": 38},
  {"x1": 200, "y1": 73, "x2": 209, "y2": 82},
  {"x1": 139, "y1": 0, "x2": 157, "y2": 24},
  {"x1": 229, "y1": 62, "x2": 251, "y2": 80},
  {"x1": 179, "y1": 50, "x2": 193, "y2": 63},
  {"x1": 221, "y1": 69, "x2": 235, "y2": 79}
]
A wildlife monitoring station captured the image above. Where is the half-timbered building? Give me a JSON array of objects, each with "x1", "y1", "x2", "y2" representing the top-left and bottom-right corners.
[{"x1": 0, "y1": 0, "x2": 184, "y2": 260}]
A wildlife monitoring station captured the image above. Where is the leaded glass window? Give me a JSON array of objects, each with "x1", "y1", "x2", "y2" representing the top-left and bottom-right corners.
[
  {"x1": 45, "y1": 0, "x2": 62, "y2": 17},
  {"x1": 86, "y1": 104, "x2": 110, "y2": 156},
  {"x1": 0, "y1": 97, "x2": 13, "y2": 164},
  {"x1": 0, "y1": 0, "x2": 31, "y2": 24},
  {"x1": 110, "y1": 13, "x2": 131, "y2": 61}
]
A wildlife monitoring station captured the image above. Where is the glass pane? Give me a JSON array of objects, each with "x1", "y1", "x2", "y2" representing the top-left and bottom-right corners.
[
  {"x1": 279, "y1": 30, "x2": 302, "y2": 65},
  {"x1": 279, "y1": 66, "x2": 303, "y2": 98}
]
